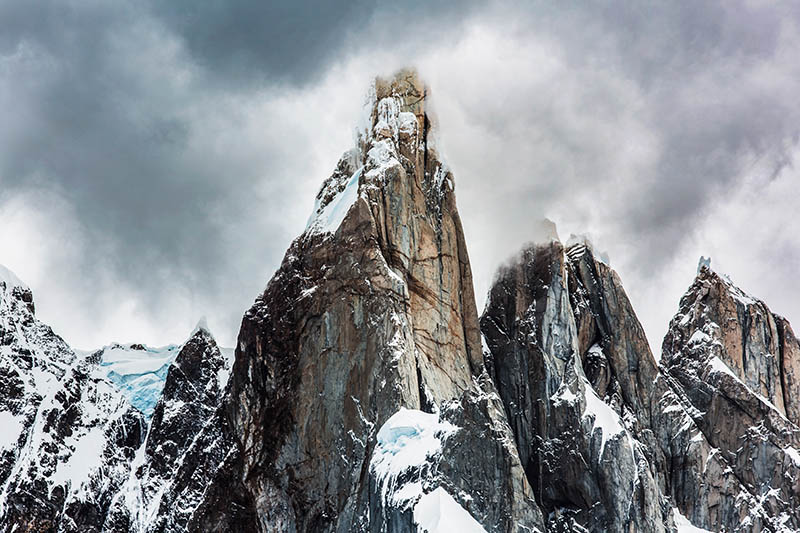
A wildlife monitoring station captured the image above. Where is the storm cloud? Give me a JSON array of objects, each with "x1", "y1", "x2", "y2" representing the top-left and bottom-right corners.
[{"x1": 1, "y1": 0, "x2": 798, "y2": 351}]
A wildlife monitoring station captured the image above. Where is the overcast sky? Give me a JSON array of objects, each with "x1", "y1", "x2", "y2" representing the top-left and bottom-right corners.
[{"x1": 1, "y1": 0, "x2": 799, "y2": 354}]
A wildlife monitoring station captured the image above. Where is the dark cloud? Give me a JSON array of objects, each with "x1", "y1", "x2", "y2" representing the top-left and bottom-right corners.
[
  {"x1": 149, "y1": 0, "x2": 374, "y2": 86},
  {"x1": 148, "y1": 0, "x2": 480, "y2": 87},
  {"x1": 477, "y1": 0, "x2": 800, "y2": 268}
]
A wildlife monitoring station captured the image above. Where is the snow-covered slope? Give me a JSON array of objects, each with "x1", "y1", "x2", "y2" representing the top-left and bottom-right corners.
[
  {"x1": 103, "y1": 325, "x2": 232, "y2": 533},
  {"x1": 0, "y1": 353, "x2": 145, "y2": 532},
  {"x1": 0, "y1": 266, "x2": 236, "y2": 533},
  {"x1": 0, "y1": 265, "x2": 75, "y2": 489},
  {"x1": 0, "y1": 266, "x2": 146, "y2": 533}
]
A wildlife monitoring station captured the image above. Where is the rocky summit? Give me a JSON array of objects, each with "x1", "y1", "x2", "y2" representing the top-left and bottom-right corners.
[{"x1": 1, "y1": 70, "x2": 799, "y2": 532}]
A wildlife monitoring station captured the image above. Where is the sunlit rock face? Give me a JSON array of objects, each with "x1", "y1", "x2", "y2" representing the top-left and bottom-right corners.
[{"x1": 167, "y1": 69, "x2": 544, "y2": 532}]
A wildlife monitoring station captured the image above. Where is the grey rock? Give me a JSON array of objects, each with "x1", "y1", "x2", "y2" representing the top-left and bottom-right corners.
[
  {"x1": 658, "y1": 266, "x2": 800, "y2": 531},
  {"x1": 481, "y1": 239, "x2": 671, "y2": 532},
  {"x1": 102, "y1": 326, "x2": 231, "y2": 533}
]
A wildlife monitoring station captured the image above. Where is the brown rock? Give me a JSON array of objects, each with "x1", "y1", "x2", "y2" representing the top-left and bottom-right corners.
[{"x1": 172, "y1": 69, "x2": 543, "y2": 532}]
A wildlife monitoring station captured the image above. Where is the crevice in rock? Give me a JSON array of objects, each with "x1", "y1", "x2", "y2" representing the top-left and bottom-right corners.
[
  {"x1": 776, "y1": 316, "x2": 790, "y2": 423},
  {"x1": 741, "y1": 307, "x2": 749, "y2": 374},
  {"x1": 415, "y1": 359, "x2": 435, "y2": 414}
]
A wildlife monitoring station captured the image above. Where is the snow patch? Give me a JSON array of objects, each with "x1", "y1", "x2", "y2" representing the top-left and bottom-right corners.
[
  {"x1": 0, "y1": 411, "x2": 23, "y2": 451},
  {"x1": 398, "y1": 111, "x2": 418, "y2": 137},
  {"x1": 305, "y1": 166, "x2": 363, "y2": 236},
  {"x1": 50, "y1": 426, "x2": 106, "y2": 498},
  {"x1": 784, "y1": 447, "x2": 800, "y2": 467},
  {"x1": 582, "y1": 381, "x2": 626, "y2": 457},
  {"x1": 217, "y1": 347, "x2": 235, "y2": 389},
  {"x1": 673, "y1": 508, "x2": 713, "y2": 533},
  {"x1": 366, "y1": 140, "x2": 398, "y2": 174},
  {"x1": 706, "y1": 356, "x2": 736, "y2": 379},
  {"x1": 413, "y1": 487, "x2": 486, "y2": 533},
  {"x1": 706, "y1": 356, "x2": 786, "y2": 417},
  {"x1": 0, "y1": 264, "x2": 28, "y2": 292},
  {"x1": 370, "y1": 408, "x2": 457, "y2": 508},
  {"x1": 551, "y1": 381, "x2": 578, "y2": 405},
  {"x1": 688, "y1": 330, "x2": 711, "y2": 346}
]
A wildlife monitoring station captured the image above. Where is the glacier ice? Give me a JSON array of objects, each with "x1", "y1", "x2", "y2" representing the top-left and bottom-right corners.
[{"x1": 98, "y1": 343, "x2": 180, "y2": 418}]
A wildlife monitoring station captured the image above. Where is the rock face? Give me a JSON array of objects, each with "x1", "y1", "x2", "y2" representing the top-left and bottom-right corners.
[
  {"x1": 480, "y1": 237, "x2": 671, "y2": 532},
  {"x1": 480, "y1": 238, "x2": 800, "y2": 533},
  {"x1": 103, "y1": 325, "x2": 232, "y2": 533},
  {"x1": 168, "y1": 69, "x2": 544, "y2": 532},
  {"x1": 0, "y1": 267, "x2": 232, "y2": 533},
  {"x1": 0, "y1": 267, "x2": 146, "y2": 533},
  {"x1": 658, "y1": 265, "x2": 800, "y2": 531}
]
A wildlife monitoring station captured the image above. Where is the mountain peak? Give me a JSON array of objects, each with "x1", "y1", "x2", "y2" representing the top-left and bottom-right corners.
[
  {"x1": 374, "y1": 67, "x2": 426, "y2": 103},
  {"x1": 190, "y1": 316, "x2": 211, "y2": 338},
  {"x1": 697, "y1": 255, "x2": 711, "y2": 274},
  {"x1": 361, "y1": 67, "x2": 430, "y2": 152},
  {"x1": 666, "y1": 261, "x2": 800, "y2": 426},
  {"x1": 0, "y1": 264, "x2": 28, "y2": 291},
  {"x1": 306, "y1": 68, "x2": 450, "y2": 238},
  {"x1": 0, "y1": 264, "x2": 34, "y2": 314}
]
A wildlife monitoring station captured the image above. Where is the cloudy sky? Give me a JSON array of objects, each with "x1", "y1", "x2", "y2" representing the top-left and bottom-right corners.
[{"x1": 1, "y1": 0, "x2": 799, "y2": 353}]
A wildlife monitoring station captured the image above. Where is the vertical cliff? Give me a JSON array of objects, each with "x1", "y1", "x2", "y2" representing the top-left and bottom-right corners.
[
  {"x1": 171, "y1": 69, "x2": 543, "y2": 532},
  {"x1": 480, "y1": 237, "x2": 670, "y2": 532}
]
